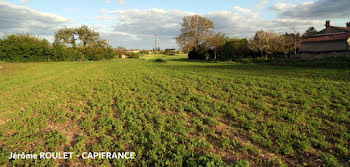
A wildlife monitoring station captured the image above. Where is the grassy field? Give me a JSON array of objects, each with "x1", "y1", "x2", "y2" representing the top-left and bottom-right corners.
[{"x1": 0, "y1": 55, "x2": 349, "y2": 166}]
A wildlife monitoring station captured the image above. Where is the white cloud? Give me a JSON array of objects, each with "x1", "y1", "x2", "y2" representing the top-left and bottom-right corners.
[
  {"x1": 104, "y1": 0, "x2": 124, "y2": 5},
  {"x1": 19, "y1": 0, "x2": 29, "y2": 4},
  {"x1": 117, "y1": 0, "x2": 125, "y2": 4},
  {"x1": 0, "y1": 0, "x2": 330, "y2": 49},
  {"x1": 269, "y1": 3, "x2": 296, "y2": 11},
  {"x1": 97, "y1": 7, "x2": 321, "y2": 49},
  {"x1": 233, "y1": 6, "x2": 259, "y2": 18},
  {"x1": 103, "y1": 8, "x2": 194, "y2": 35},
  {"x1": 0, "y1": 1, "x2": 71, "y2": 37},
  {"x1": 254, "y1": 0, "x2": 269, "y2": 10},
  {"x1": 95, "y1": 15, "x2": 115, "y2": 21}
]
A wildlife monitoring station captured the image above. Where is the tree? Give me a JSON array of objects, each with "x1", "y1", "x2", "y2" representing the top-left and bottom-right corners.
[
  {"x1": 54, "y1": 25, "x2": 114, "y2": 61},
  {"x1": 54, "y1": 25, "x2": 100, "y2": 47},
  {"x1": 283, "y1": 30, "x2": 302, "y2": 58},
  {"x1": 54, "y1": 28, "x2": 77, "y2": 47},
  {"x1": 249, "y1": 30, "x2": 281, "y2": 60},
  {"x1": 76, "y1": 25, "x2": 99, "y2": 47},
  {"x1": 0, "y1": 34, "x2": 53, "y2": 62},
  {"x1": 208, "y1": 33, "x2": 227, "y2": 60},
  {"x1": 176, "y1": 15, "x2": 215, "y2": 52},
  {"x1": 219, "y1": 38, "x2": 250, "y2": 61},
  {"x1": 302, "y1": 27, "x2": 318, "y2": 38}
]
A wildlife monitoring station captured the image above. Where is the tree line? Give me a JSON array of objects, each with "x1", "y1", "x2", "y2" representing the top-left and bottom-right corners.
[
  {"x1": 0, "y1": 25, "x2": 114, "y2": 62},
  {"x1": 176, "y1": 15, "x2": 318, "y2": 61}
]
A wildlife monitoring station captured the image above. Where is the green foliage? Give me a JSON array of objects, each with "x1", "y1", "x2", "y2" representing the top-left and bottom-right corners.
[
  {"x1": 126, "y1": 52, "x2": 140, "y2": 59},
  {"x1": 320, "y1": 153, "x2": 341, "y2": 167},
  {"x1": 218, "y1": 38, "x2": 251, "y2": 61},
  {"x1": 0, "y1": 55, "x2": 349, "y2": 166},
  {"x1": 188, "y1": 47, "x2": 210, "y2": 60},
  {"x1": 44, "y1": 130, "x2": 66, "y2": 151},
  {"x1": 162, "y1": 49, "x2": 176, "y2": 56},
  {"x1": 0, "y1": 34, "x2": 53, "y2": 62},
  {"x1": 0, "y1": 26, "x2": 115, "y2": 62},
  {"x1": 302, "y1": 27, "x2": 318, "y2": 38},
  {"x1": 232, "y1": 160, "x2": 250, "y2": 167}
]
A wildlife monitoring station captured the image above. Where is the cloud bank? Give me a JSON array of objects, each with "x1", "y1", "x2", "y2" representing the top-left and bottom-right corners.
[
  {"x1": 0, "y1": 1, "x2": 70, "y2": 37},
  {"x1": 99, "y1": 6, "x2": 321, "y2": 49},
  {"x1": 278, "y1": 0, "x2": 350, "y2": 19},
  {"x1": 1, "y1": 0, "x2": 344, "y2": 49}
]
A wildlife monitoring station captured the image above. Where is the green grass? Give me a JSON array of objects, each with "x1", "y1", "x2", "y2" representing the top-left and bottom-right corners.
[{"x1": 0, "y1": 55, "x2": 349, "y2": 166}]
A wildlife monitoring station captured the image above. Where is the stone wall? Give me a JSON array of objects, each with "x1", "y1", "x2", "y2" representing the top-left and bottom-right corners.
[
  {"x1": 296, "y1": 51, "x2": 350, "y2": 59},
  {"x1": 299, "y1": 40, "x2": 348, "y2": 52}
]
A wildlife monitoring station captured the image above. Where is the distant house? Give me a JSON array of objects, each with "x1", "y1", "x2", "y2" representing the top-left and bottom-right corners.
[
  {"x1": 127, "y1": 50, "x2": 140, "y2": 54},
  {"x1": 299, "y1": 21, "x2": 350, "y2": 53}
]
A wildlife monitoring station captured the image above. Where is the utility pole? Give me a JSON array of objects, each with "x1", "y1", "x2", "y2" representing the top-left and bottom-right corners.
[{"x1": 154, "y1": 34, "x2": 157, "y2": 53}]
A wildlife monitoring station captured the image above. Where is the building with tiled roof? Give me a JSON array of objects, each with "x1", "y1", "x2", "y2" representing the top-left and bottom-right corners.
[{"x1": 299, "y1": 21, "x2": 350, "y2": 53}]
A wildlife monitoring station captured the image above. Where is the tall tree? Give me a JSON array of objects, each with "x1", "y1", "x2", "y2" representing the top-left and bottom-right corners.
[
  {"x1": 208, "y1": 32, "x2": 227, "y2": 60},
  {"x1": 76, "y1": 25, "x2": 99, "y2": 47},
  {"x1": 290, "y1": 27, "x2": 301, "y2": 57},
  {"x1": 54, "y1": 28, "x2": 77, "y2": 47},
  {"x1": 302, "y1": 27, "x2": 318, "y2": 38},
  {"x1": 176, "y1": 15, "x2": 214, "y2": 52},
  {"x1": 54, "y1": 25, "x2": 101, "y2": 47},
  {"x1": 249, "y1": 30, "x2": 280, "y2": 60}
]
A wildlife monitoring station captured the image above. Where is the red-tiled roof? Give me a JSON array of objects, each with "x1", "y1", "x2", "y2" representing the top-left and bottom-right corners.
[
  {"x1": 302, "y1": 32, "x2": 350, "y2": 42},
  {"x1": 332, "y1": 26, "x2": 350, "y2": 31}
]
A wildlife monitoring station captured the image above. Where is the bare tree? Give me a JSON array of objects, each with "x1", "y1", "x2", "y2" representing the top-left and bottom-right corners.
[
  {"x1": 208, "y1": 32, "x2": 227, "y2": 60},
  {"x1": 289, "y1": 27, "x2": 301, "y2": 58},
  {"x1": 249, "y1": 30, "x2": 280, "y2": 60},
  {"x1": 176, "y1": 15, "x2": 214, "y2": 52}
]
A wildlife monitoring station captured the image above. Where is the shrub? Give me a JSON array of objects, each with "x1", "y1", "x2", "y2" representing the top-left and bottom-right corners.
[
  {"x1": 126, "y1": 52, "x2": 140, "y2": 59},
  {"x1": 0, "y1": 31, "x2": 116, "y2": 62},
  {"x1": 0, "y1": 34, "x2": 53, "y2": 62},
  {"x1": 82, "y1": 43, "x2": 114, "y2": 61},
  {"x1": 188, "y1": 47, "x2": 210, "y2": 60},
  {"x1": 218, "y1": 39, "x2": 251, "y2": 61},
  {"x1": 162, "y1": 49, "x2": 176, "y2": 55}
]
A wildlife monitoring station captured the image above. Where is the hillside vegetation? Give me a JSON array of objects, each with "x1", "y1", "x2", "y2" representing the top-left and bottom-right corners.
[{"x1": 0, "y1": 55, "x2": 349, "y2": 166}]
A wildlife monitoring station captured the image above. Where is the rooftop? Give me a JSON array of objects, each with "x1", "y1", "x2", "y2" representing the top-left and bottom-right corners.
[{"x1": 302, "y1": 21, "x2": 350, "y2": 42}]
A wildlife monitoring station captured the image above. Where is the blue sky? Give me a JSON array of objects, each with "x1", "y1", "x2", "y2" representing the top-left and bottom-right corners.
[{"x1": 1, "y1": 0, "x2": 349, "y2": 49}]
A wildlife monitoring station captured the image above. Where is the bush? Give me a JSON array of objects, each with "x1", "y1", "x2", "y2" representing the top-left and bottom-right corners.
[
  {"x1": 218, "y1": 39, "x2": 251, "y2": 61},
  {"x1": 0, "y1": 33, "x2": 116, "y2": 62},
  {"x1": 0, "y1": 34, "x2": 53, "y2": 62},
  {"x1": 126, "y1": 52, "x2": 140, "y2": 59},
  {"x1": 162, "y1": 49, "x2": 176, "y2": 56},
  {"x1": 82, "y1": 43, "x2": 114, "y2": 61},
  {"x1": 188, "y1": 47, "x2": 210, "y2": 60}
]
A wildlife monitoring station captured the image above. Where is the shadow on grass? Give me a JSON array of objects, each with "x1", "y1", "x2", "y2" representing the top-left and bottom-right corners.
[{"x1": 158, "y1": 61, "x2": 350, "y2": 82}]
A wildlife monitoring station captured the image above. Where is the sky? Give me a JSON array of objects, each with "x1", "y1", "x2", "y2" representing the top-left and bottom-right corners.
[{"x1": 0, "y1": 0, "x2": 349, "y2": 49}]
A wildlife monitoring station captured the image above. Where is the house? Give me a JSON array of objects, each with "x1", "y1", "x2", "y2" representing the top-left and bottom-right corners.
[
  {"x1": 299, "y1": 20, "x2": 350, "y2": 53},
  {"x1": 127, "y1": 50, "x2": 140, "y2": 54}
]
